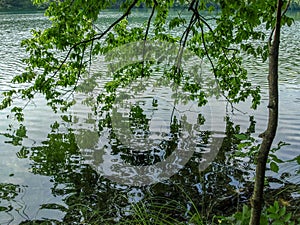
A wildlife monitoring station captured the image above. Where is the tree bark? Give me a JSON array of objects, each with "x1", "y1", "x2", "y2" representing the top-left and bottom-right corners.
[{"x1": 249, "y1": 0, "x2": 283, "y2": 224}]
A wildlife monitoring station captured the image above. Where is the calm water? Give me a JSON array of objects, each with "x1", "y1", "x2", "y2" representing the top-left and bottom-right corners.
[{"x1": 0, "y1": 10, "x2": 299, "y2": 224}]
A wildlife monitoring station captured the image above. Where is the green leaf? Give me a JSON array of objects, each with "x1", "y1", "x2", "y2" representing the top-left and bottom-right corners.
[
  {"x1": 260, "y1": 214, "x2": 268, "y2": 225},
  {"x1": 272, "y1": 221, "x2": 284, "y2": 225},
  {"x1": 278, "y1": 206, "x2": 286, "y2": 217},
  {"x1": 0, "y1": 206, "x2": 9, "y2": 212},
  {"x1": 270, "y1": 161, "x2": 279, "y2": 173},
  {"x1": 283, "y1": 212, "x2": 292, "y2": 222},
  {"x1": 16, "y1": 125, "x2": 27, "y2": 138},
  {"x1": 269, "y1": 154, "x2": 284, "y2": 163},
  {"x1": 234, "y1": 134, "x2": 249, "y2": 140}
]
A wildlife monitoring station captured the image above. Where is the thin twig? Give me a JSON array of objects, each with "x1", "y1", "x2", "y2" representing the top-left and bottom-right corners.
[
  {"x1": 190, "y1": 2, "x2": 235, "y2": 109},
  {"x1": 142, "y1": 2, "x2": 156, "y2": 76}
]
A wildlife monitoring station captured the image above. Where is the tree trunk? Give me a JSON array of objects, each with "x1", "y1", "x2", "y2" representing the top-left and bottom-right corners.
[{"x1": 249, "y1": 0, "x2": 283, "y2": 224}]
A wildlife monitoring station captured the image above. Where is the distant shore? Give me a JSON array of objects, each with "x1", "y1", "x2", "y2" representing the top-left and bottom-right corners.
[{"x1": 1, "y1": 1, "x2": 300, "y2": 11}]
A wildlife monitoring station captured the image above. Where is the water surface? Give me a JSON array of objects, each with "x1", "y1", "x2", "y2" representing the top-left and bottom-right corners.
[{"x1": 0, "y1": 10, "x2": 299, "y2": 224}]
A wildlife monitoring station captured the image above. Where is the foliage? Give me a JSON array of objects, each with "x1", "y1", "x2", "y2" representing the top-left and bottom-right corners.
[
  {"x1": 0, "y1": 183, "x2": 20, "y2": 212},
  {"x1": 217, "y1": 201, "x2": 299, "y2": 225},
  {"x1": 1, "y1": 1, "x2": 300, "y2": 11},
  {"x1": 1, "y1": 0, "x2": 291, "y2": 118},
  {"x1": 0, "y1": 124, "x2": 27, "y2": 146},
  {"x1": 0, "y1": 0, "x2": 126, "y2": 10},
  {"x1": 0, "y1": 0, "x2": 42, "y2": 9},
  {"x1": 0, "y1": 0, "x2": 298, "y2": 224},
  {"x1": 233, "y1": 126, "x2": 290, "y2": 174},
  {"x1": 290, "y1": 0, "x2": 300, "y2": 10},
  {"x1": 118, "y1": 198, "x2": 192, "y2": 225}
]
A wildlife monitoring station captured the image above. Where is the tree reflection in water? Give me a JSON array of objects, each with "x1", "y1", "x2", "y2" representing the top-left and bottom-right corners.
[{"x1": 3, "y1": 114, "x2": 285, "y2": 224}]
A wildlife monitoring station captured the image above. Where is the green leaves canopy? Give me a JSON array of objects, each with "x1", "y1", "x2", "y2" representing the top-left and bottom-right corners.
[{"x1": 0, "y1": 0, "x2": 294, "y2": 120}]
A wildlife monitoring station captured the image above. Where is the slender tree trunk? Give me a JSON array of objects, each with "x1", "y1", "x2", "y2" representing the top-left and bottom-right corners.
[{"x1": 249, "y1": 0, "x2": 283, "y2": 224}]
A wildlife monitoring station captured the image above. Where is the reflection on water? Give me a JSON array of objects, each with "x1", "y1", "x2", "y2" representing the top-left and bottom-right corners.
[
  {"x1": 73, "y1": 40, "x2": 227, "y2": 186},
  {"x1": 0, "y1": 116, "x2": 259, "y2": 223},
  {"x1": 0, "y1": 10, "x2": 299, "y2": 224}
]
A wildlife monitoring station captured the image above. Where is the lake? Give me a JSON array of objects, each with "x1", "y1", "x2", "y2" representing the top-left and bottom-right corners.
[{"x1": 0, "y1": 10, "x2": 299, "y2": 224}]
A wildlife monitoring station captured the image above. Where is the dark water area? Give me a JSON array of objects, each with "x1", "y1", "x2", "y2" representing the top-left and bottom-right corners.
[{"x1": 0, "y1": 10, "x2": 299, "y2": 224}]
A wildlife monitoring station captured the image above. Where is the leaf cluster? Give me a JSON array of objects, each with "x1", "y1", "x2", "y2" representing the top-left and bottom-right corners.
[
  {"x1": 0, "y1": 0, "x2": 295, "y2": 120},
  {"x1": 218, "y1": 200, "x2": 298, "y2": 225}
]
